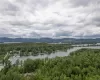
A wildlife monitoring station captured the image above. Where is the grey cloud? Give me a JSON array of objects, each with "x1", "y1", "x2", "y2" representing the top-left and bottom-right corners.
[
  {"x1": 0, "y1": 0, "x2": 100, "y2": 38},
  {"x1": 85, "y1": 34, "x2": 100, "y2": 38},
  {"x1": 70, "y1": 0, "x2": 99, "y2": 7},
  {"x1": 55, "y1": 30, "x2": 73, "y2": 37},
  {"x1": 76, "y1": 34, "x2": 100, "y2": 38},
  {"x1": 84, "y1": 15, "x2": 100, "y2": 27},
  {"x1": 16, "y1": 0, "x2": 51, "y2": 10},
  {"x1": 92, "y1": 17, "x2": 100, "y2": 22},
  {"x1": 0, "y1": 33, "x2": 20, "y2": 38},
  {"x1": 70, "y1": 0, "x2": 90, "y2": 7},
  {"x1": 0, "y1": 1, "x2": 19, "y2": 16},
  {"x1": 92, "y1": 17, "x2": 100, "y2": 26},
  {"x1": 8, "y1": 21, "x2": 33, "y2": 27},
  {"x1": 5, "y1": 3, "x2": 19, "y2": 11},
  {"x1": 28, "y1": 32, "x2": 41, "y2": 38}
]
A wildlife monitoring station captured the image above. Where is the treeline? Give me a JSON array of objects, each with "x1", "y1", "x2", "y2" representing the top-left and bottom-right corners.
[
  {"x1": 1, "y1": 49, "x2": 100, "y2": 80},
  {"x1": 0, "y1": 43, "x2": 71, "y2": 57}
]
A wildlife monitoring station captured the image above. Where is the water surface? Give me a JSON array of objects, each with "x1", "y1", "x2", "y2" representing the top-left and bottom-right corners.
[
  {"x1": 9, "y1": 46, "x2": 100, "y2": 64},
  {"x1": 1, "y1": 46, "x2": 100, "y2": 70}
]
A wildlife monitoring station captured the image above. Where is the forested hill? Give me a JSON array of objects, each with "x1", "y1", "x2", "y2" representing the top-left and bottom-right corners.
[{"x1": 0, "y1": 37, "x2": 100, "y2": 44}]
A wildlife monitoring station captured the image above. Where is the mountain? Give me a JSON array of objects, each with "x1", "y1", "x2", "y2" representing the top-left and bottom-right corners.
[{"x1": 0, "y1": 37, "x2": 100, "y2": 44}]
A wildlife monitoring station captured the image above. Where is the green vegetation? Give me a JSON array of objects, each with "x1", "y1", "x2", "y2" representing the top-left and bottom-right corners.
[
  {"x1": 0, "y1": 43, "x2": 71, "y2": 64},
  {"x1": 0, "y1": 43, "x2": 71, "y2": 57},
  {"x1": 1, "y1": 48, "x2": 100, "y2": 80},
  {"x1": 0, "y1": 55, "x2": 5, "y2": 61}
]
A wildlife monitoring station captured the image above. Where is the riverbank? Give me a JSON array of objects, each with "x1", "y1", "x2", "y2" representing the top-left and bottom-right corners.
[
  {"x1": 1, "y1": 48, "x2": 100, "y2": 80},
  {"x1": 1, "y1": 46, "x2": 100, "y2": 71}
]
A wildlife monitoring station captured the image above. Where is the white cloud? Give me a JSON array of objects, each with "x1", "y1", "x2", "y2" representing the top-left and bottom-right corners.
[{"x1": 0, "y1": 0, "x2": 100, "y2": 38}]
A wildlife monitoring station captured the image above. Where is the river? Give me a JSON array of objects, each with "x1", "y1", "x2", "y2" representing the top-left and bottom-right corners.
[{"x1": 1, "y1": 46, "x2": 100, "y2": 70}]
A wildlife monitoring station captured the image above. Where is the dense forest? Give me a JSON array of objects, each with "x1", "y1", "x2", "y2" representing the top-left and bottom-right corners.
[
  {"x1": 1, "y1": 48, "x2": 100, "y2": 80},
  {"x1": 0, "y1": 43, "x2": 71, "y2": 60}
]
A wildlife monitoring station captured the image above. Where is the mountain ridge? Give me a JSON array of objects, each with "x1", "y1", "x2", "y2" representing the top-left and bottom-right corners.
[{"x1": 0, "y1": 37, "x2": 100, "y2": 44}]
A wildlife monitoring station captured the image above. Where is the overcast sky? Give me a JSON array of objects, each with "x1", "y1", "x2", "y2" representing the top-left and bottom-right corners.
[{"x1": 0, "y1": 0, "x2": 100, "y2": 38}]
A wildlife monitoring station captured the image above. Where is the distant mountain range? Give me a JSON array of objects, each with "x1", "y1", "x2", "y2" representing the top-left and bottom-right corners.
[{"x1": 0, "y1": 37, "x2": 100, "y2": 44}]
